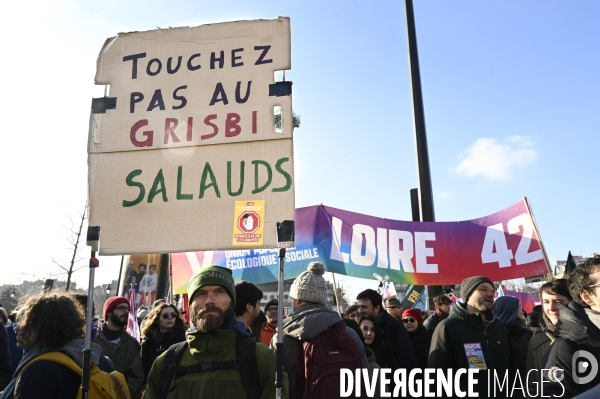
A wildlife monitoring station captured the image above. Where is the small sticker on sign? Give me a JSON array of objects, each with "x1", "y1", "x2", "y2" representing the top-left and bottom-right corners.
[{"x1": 232, "y1": 200, "x2": 265, "y2": 246}]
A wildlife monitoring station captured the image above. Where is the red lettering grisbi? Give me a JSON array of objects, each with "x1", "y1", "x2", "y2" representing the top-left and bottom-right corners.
[{"x1": 129, "y1": 111, "x2": 258, "y2": 148}]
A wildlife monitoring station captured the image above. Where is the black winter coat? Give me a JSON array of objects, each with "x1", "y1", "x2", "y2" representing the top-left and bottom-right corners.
[
  {"x1": 141, "y1": 328, "x2": 186, "y2": 382},
  {"x1": 526, "y1": 329, "x2": 554, "y2": 396},
  {"x1": 13, "y1": 360, "x2": 80, "y2": 399},
  {"x1": 507, "y1": 323, "x2": 532, "y2": 375},
  {"x1": 423, "y1": 311, "x2": 447, "y2": 333},
  {"x1": 407, "y1": 325, "x2": 432, "y2": 369},
  {"x1": 542, "y1": 301, "x2": 600, "y2": 399},
  {"x1": 428, "y1": 302, "x2": 511, "y2": 397},
  {"x1": 375, "y1": 310, "x2": 418, "y2": 370},
  {"x1": 504, "y1": 323, "x2": 532, "y2": 399}
]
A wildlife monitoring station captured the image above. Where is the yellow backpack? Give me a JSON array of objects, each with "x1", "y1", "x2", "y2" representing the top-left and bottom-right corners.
[{"x1": 18, "y1": 351, "x2": 131, "y2": 399}]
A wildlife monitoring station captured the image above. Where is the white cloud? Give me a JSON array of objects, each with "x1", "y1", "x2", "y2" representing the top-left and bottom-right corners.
[
  {"x1": 439, "y1": 191, "x2": 457, "y2": 200},
  {"x1": 453, "y1": 136, "x2": 538, "y2": 180}
]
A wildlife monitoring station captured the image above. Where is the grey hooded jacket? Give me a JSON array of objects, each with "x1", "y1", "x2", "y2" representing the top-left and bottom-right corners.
[{"x1": 271, "y1": 303, "x2": 369, "y2": 390}]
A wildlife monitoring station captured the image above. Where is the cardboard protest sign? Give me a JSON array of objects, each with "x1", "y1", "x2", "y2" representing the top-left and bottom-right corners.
[
  {"x1": 88, "y1": 18, "x2": 295, "y2": 255},
  {"x1": 90, "y1": 18, "x2": 293, "y2": 152}
]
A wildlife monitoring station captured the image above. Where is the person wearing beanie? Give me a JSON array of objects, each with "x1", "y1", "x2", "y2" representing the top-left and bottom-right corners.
[
  {"x1": 459, "y1": 276, "x2": 495, "y2": 311},
  {"x1": 260, "y1": 299, "x2": 278, "y2": 346},
  {"x1": 401, "y1": 308, "x2": 431, "y2": 369},
  {"x1": 428, "y1": 275, "x2": 511, "y2": 397},
  {"x1": 143, "y1": 265, "x2": 286, "y2": 399},
  {"x1": 94, "y1": 296, "x2": 144, "y2": 398},
  {"x1": 402, "y1": 308, "x2": 424, "y2": 326},
  {"x1": 273, "y1": 262, "x2": 369, "y2": 392}
]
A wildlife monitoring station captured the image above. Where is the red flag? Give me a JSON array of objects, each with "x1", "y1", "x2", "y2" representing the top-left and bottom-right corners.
[{"x1": 449, "y1": 290, "x2": 457, "y2": 302}]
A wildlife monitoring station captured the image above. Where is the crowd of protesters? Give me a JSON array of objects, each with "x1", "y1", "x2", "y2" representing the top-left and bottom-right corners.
[{"x1": 1, "y1": 256, "x2": 600, "y2": 398}]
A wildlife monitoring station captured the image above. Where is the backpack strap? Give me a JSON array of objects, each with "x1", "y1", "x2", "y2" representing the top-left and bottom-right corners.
[
  {"x1": 109, "y1": 373, "x2": 129, "y2": 399},
  {"x1": 236, "y1": 335, "x2": 260, "y2": 399},
  {"x1": 158, "y1": 336, "x2": 260, "y2": 399},
  {"x1": 294, "y1": 340, "x2": 307, "y2": 399},
  {"x1": 19, "y1": 351, "x2": 82, "y2": 377},
  {"x1": 19, "y1": 350, "x2": 130, "y2": 399},
  {"x1": 159, "y1": 341, "x2": 189, "y2": 399}
]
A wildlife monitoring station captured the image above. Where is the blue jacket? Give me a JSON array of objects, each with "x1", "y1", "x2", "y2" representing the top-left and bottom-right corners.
[
  {"x1": 0, "y1": 323, "x2": 11, "y2": 391},
  {"x1": 5, "y1": 324, "x2": 22, "y2": 376}
]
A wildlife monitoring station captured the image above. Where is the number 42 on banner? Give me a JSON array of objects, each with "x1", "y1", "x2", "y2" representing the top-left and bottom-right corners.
[{"x1": 481, "y1": 213, "x2": 543, "y2": 268}]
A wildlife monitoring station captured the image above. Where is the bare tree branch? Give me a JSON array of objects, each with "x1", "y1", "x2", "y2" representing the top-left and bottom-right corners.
[
  {"x1": 52, "y1": 259, "x2": 69, "y2": 272},
  {"x1": 53, "y1": 202, "x2": 88, "y2": 291}
]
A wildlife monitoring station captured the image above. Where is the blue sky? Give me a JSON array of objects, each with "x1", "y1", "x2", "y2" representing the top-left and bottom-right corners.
[{"x1": 1, "y1": 1, "x2": 597, "y2": 295}]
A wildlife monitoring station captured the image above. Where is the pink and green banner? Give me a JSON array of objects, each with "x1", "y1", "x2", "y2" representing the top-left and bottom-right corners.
[{"x1": 171, "y1": 198, "x2": 550, "y2": 293}]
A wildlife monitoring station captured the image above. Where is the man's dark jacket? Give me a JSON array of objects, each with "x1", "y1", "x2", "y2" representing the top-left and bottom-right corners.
[
  {"x1": 375, "y1": 310, "x2": 417, "y2": 370},
  {"x1": 95, "y1": 327, "x2": 144, "y2": 397},
  {"x1": 423, "y1": 311, "x2": 446, "y2": 333},
  {"x1": 526, "y1": 329, "x2": 554, "y2": 396},
  {"x1": 542, "y1": 301, "x2": 600, "y2": 399},
  {"x1": 428, "y1": 302, "x2": 511, "y2": 397}
]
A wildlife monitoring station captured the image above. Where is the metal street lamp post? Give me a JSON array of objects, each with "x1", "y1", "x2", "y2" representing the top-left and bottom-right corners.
[{"x1": 105, "y1": 284, "x2": 111, "y2": 299}]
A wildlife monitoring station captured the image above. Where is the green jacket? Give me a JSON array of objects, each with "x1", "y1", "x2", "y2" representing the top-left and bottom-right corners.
[
  {"x1": 142, "y1": 328, "x2": 287, "y2": 399},
  {"x1": 95, "y1": 329, "x2": 144, "y2": 397}
]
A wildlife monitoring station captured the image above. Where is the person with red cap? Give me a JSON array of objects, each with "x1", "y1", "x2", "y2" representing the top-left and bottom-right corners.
[
  {"x1": 401, "y1": 308, "x2": 431, "y2": 369},
  {"x1": 95, "y1": 296, "x2": 143, "y2": 398}
]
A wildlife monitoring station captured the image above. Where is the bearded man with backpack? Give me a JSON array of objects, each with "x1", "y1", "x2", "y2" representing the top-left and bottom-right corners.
[
  {"x1": 142, "y1": 265, "x2": 286, "y2": 399},
  {"x1": 273, "y1": 262, "x2": 369, "y2": 399}
]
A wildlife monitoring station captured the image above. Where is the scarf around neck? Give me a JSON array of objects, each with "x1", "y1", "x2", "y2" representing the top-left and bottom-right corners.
[
  {"x1": 101, "y1": 323, "x2": 124, "y2": 341},
  {"x1": 435, "y1": 307, "x2": 449, "y2": 319},
  {"x1": 585, "y1": 308, "x2": 600, "y2": 330},
  {"x1": 187, "y1": 316, "x2": 251, "y2": 337}
]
